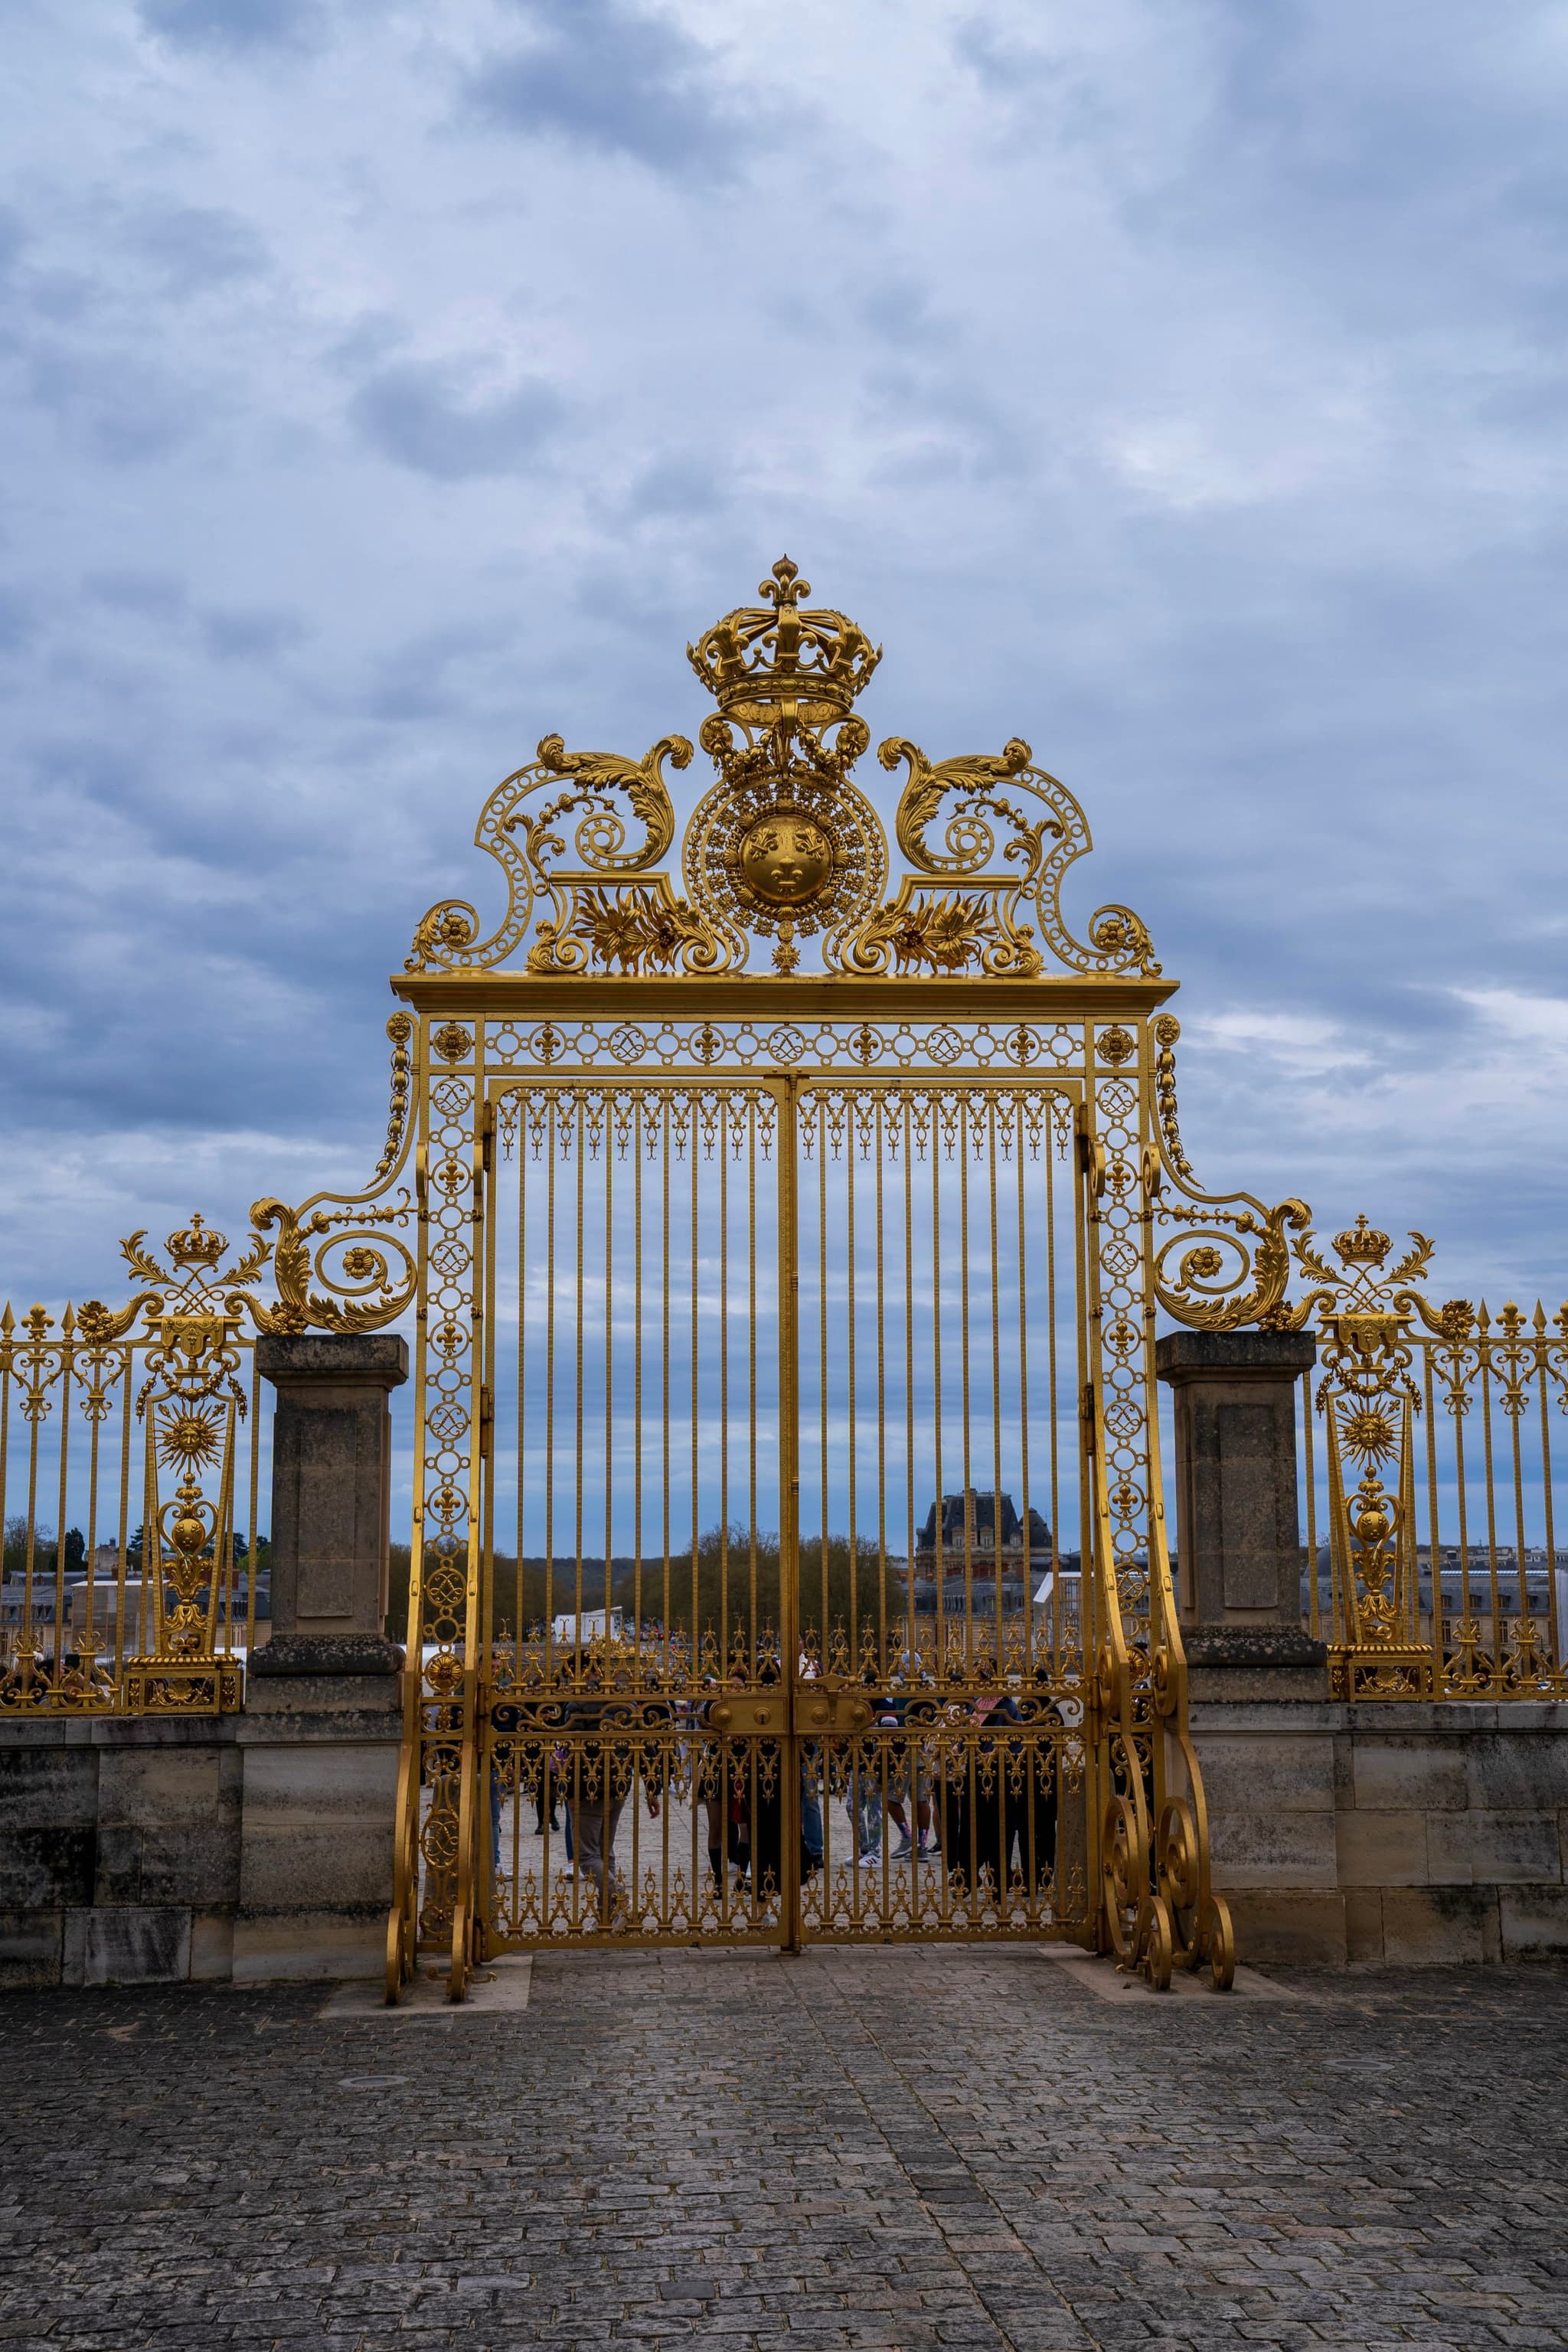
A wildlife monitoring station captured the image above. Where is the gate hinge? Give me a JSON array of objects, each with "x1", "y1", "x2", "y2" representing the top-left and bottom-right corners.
[{"x1": 1075, "y1": 1106, "x2": 1107, "y2": 1199}]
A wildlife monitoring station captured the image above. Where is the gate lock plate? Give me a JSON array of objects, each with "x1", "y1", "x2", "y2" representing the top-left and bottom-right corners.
[{"x1": 705, "y1": 1688, "x2": 876, "y2": 1737}]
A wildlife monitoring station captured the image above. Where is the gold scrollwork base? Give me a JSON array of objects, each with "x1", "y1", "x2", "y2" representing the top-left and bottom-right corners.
[
  {"x1": 122, "y1": 1655, "x2": 243, "y2": 1712},
  {"x1": 1328, "y1": 1645, "x2": 1435, "y2": 1701}
]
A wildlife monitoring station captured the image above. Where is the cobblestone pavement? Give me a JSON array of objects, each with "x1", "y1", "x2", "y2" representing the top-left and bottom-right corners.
[{"x1": 2, "y1": 1949, "x2": 1566, "y2": 2351}]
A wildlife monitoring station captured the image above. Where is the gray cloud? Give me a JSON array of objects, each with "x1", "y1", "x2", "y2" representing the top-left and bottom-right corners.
[
  {"x1": 136, "y1": 0, "x2": 324, "y2": 54},
  {"x1": 201, "y1": 606, "x2": 310, "y2": 661},
  {"x1": 26, "y1": 344, "x2": 210, "y2": 461},
  {"x1": 462, "y1": 0, "x2": 746, "y2": 178},
  {"x1": 348, "y1": 357, "x2": 564, "y2": 478},
  {"x1": 122, "y1": 204, "x2": 269, "y2": 297}
]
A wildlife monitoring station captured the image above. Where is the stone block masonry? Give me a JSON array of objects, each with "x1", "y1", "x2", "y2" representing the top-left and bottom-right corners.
[
  {"x1": 1191, "y1": 1697, "x2": 1568, "y2": 1963},
  {"x1": 0, "y1": 1694, "x2": 402, "y2": 1988}
]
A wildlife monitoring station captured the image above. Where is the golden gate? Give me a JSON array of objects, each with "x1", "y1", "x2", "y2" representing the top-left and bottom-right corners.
[{"x1": 379, "y1": 558, "x2": 1261, "y2": 1996}]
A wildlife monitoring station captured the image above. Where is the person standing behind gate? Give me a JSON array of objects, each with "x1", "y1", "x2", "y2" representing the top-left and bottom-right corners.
[{"x1": 563, "y1": 1655, "x2": 662, "y2": 1921}]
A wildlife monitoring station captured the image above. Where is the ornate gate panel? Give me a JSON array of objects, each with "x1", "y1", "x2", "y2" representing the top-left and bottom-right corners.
[
  {"x1": 482, "y1": 1076, "x2": 791, "y2": 1949},
  {"x1": 384, "y1": 558, "x2": 1242, "y2": 1996},
  {"x1": 792, "y1": 1076, "x2": 1090, "y2": 1941}
]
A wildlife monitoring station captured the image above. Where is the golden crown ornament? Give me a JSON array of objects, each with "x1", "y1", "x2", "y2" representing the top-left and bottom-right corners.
[
  {"x1": 166, "y1": 1213, "x2": 227, "y2": 1269},
  {"x1": 403, "y1": 554, "x2": 1161, "y2": 983},
  {"x1": 685, "y1": 556, "x2": 882, "y2": 728}
]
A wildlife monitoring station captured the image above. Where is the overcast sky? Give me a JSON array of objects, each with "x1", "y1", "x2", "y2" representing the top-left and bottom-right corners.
[{"x1": 4, "y1": 0, "x2": 1566, "y2": 1321}]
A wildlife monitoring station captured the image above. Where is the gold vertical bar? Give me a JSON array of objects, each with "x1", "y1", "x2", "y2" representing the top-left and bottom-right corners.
[
  {"x1": 604, "y1": 1095, "x2": 614, "y2": 1632},
  {"x1": 545, "y1": 1096, "x2": 557, "y2": 1679},
  {"x1": 246, "y1": 1357, "x2": 261, "y2": 1663},
  {"x1": 574, "y1": 1092, "x2": 586, "y2": 1653},
  {"x1": 1302, "y1": 1368, "x2": 1318, "y2": 1642},
  {"x1": 452, "y1": 1031, "x2": 489, "y2": 1991},
  {"x1": 689, "y1": 1097, "x2": 701, "y2": 1916},
  {"x1": 818, "y1": 1095, "x2": 830, "y2": 1657},
  {"x1": 24, "y1": 1341, "x2": 44, "y2": 1684},
  {"x1": 81, "y1": 1337, "x2": 102, "y2": 1680},
  {"x1": 1046, "y1": 1106, "x2": 1063, "y2": 1664},
  {"x1": 719, "y1": 1100, "x2": 730, "y2": 1671},
  {"x1": 930, "y1": 1095, "x2": 945, "y2": 1658},
  {"x1": 1017, "y1": 1097, "x2": 1037, "y2": 1671},
  {"x1": 1400, "y1": 1399, "x2": 1419, "y2": 1646},
  {"x1": 874, "y1": 1095, "x2": 890, "y2": 1677},
  {"x1": 988, "y1": 1099, "x2": 1003, "y2": 1656},
  {"x1": 959, "y1": 1097, "x2": 974, "y2": 1658},
  {"x1": 482, "y1": 1078, "x2": 498, "y2": 1677},
  {"x1": 662, "y1": 1092, "x2": 671, "y2": 1678},
  {"x1": 113, "y1": 1354, "x2": 131, "y2": 1684},
  {"x1": 479, "y1": 1067, "x2": 500, "y2": 1952},
  {"x1": 1453, "y1": 1341, "x2": 1472, "y2": 1662},
  {"x1": 54, "y1": 1326, "x2": 70, "y2": 1681},
  {"x1": 1423, "y1": 1345, "x2": 1442, "y2": 1682},
  {"x1": 511, "y1": 1090, "x2": 528, "y2": 1925},
  {"x1": 1325, "y1": 1403, "x2": 1347, "y2": 1645},
  {"x1": 115, "y1": 1353, "x2": 132, "y2": 1681},
  {"x1": 1481, "y1": 1325, "x2": 1502, "y2": 1690},
  {"x1": 747, "y1": 1097, "x2": 759, "y2": 1648},
  {"x1": 1511, "y1": 1331, "x2": 1530, "y2": 1674},
  {"x1": 847, "y1": 1095, "x2": 859, "y2": 1651},
  {"x1": 214, "y1": 1394, "x2": 233, "y2": 1662},
  {"x1": 634, "y1": 1093, "x2": 645, "y2": 1655},
  {"x1": 0, "y1": 1340, "x2": 11, "y2": 1684},
  {"x1": 1537, "y1": 1314, "x2": 1562, "y2": 1675},
  {"x1": 1073, "y1": 1084, "x2": 1095, "y2": 1744},
  {"x1": 0, "y1": 1335, "x2": 9, "y2": 1650},
  {"x1": 394, "y1": 1020, "x2": 433, "y2": 1975},
  {"x1": 515, "y1": 1099, "x2": 527, "y2": 1650},
  {"x1": 689, "y1": 1099, "x2": 699, "y2": 1684},
  {"x1": 773, "y1": 1074, "x2": 802, "y2": 1954},
  {"x1": 142, "y1": 1412, "x2": 162, "y2": 1665},
  {"x1": 903, "y1": 1095, "x2": 916, "y2": 1675}
]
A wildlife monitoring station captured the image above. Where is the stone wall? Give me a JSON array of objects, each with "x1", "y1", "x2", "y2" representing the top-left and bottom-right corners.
[
  {"x1": 1192, "y1": 1697, "x2": 1568, "y2": 1964},
  {"x1": 7, "y1": 1692, "x2": 1567, "y2": 1983},
  {"x1": 0, "y1": 1692, "x2": 400, "y2": 1990}
]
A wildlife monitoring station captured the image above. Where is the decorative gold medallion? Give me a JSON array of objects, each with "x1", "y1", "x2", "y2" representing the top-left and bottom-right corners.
[
  {"x1": 734, "y1": 811, "x2": 833, "y2": 910},
  {"x1": 675, "y1": 560, "x2": 890, "y2": 968}
]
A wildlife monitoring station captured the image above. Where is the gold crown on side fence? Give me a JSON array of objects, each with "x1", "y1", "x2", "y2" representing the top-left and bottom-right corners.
[
  {"x1": 1333, "y1": 1214, "x2": 1391, "y2": 1267},
  {"x1": 166, "y1": 1212, "x2": 227, "y2": 1269},
  {"x1": 687, "y1": 555, "x2": 881, "y2": 729}
]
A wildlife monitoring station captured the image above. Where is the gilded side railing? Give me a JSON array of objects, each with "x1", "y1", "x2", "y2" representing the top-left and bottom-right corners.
[
  {"x1": 0, "y1": 1026, "x2": 416, "y2": 1717},
  {"x1": 1291, "y1": 1218, "x2": 1568, "y2": 1700},
  {"x1": 0, "y1": 1219, "x2": 266, "y2": 1713}
]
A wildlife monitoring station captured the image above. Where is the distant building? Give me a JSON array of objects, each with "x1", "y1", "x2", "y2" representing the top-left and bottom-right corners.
[{"x1": 904, "y1": 1489, "x2": 1057, "y2": 1617}]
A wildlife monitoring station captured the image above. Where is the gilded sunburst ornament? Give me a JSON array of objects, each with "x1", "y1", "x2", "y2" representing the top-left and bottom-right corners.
[
  {"x1": 156, "y1": 1402, "x2": 224, "y2": 1472},
  {"x1": 1341, "y1": 1404, "x2": 1399, "y2": 1468}
]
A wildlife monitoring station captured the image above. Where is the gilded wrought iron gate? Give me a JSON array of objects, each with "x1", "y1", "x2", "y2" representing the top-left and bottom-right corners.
[
  {"x1": 384, "y1": 559, "x2": 1251, "y2": 1998},
  {"x1": 471, "y1": 1068, "x2": 1092, "y2": 1958}
]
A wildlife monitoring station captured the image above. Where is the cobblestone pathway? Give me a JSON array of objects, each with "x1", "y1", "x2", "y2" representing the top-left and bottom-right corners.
[{"x1": 2, "y1": 1949, "x2": 1566, "y2": 2350}]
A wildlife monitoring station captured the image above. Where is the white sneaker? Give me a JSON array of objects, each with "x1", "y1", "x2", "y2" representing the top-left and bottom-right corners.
[{"x1": 858, "y1": 1845, "x2": 883, "y2": 1867}]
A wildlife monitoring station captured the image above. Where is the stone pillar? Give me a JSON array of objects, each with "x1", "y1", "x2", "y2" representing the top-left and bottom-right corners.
[
  {"x1": 1155, "y1": 1327, "x2": 1325, "y2": 1689},
  {"x1": 251, "y1": 1332, "x2": 409, "y2": 1677},
  {"x1": 236, "y1": 1333, "x2": 410, "y2": 1982},
  {"x1": 1157, "y1": 1328, "x2": 1344, "y2": 1962}
]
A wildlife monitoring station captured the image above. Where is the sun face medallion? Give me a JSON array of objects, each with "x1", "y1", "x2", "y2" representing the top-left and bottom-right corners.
[{"x1": 736, "y1": 813, "x2": 834, "y2": 910}]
